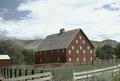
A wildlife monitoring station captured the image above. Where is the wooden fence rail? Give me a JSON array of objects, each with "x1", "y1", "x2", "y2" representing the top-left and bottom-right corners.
[
  {"x1": 73, "y1": 64, "x2": 120, "y2": 81},
  {"x1": 3, "y1": 72, "x2": 54, "y2": 81}
]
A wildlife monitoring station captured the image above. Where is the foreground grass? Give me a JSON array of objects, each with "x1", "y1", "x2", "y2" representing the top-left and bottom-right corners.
[{"x1": 52, "y1": 63, "x2": 118, "y2": 81}]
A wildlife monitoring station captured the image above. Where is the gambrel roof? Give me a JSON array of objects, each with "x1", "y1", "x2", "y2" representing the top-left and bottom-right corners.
[{"x1": 36, "y1": 29, "x2": 94, "y2": 51}]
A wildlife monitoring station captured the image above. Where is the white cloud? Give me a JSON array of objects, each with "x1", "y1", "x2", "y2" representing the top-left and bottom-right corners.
[{"x1": 0, "y1": 0, "x2": 120, "y2": 41}]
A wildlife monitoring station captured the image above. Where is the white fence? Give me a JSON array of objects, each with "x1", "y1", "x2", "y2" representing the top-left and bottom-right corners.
[
  {"x1": 73, "y1": 65, "x2": 120, "y2": 81},
  {"x1": 3, "y1": 72, "x2": 54, "y2": 81}
]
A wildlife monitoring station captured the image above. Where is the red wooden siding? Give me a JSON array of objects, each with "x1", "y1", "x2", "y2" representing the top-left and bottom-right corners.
[{"x1": 66, "y1": 31, "x2": 95, "y2": 62}]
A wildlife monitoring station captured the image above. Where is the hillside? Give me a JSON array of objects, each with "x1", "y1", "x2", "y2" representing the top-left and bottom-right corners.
[
  {"x1": 91, "y1": 39, "x2": 119, "y2": 48},
  {"x1": 12, "y1": 39, "x2": 43, "y2": 50},
  {"x1": 14, "y1": 39, "x2": 119, "y2": 49}
]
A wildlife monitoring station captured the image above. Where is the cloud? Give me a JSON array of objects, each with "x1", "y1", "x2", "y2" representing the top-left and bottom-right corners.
[
  {"x1": 0, "y1": 0, "x2": 31, "y2": 20},
  {"x1": 0, "y1": 0, "x2": 120, "y2": 41}
]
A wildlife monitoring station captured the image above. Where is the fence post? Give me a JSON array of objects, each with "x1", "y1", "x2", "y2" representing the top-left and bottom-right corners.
[{"x1": 73, "y1": 69, "x2": 75, "y2": 81}]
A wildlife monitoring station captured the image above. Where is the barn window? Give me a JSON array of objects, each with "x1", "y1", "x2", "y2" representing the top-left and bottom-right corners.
[
  {"x1": 57, "y1": 50, "x2": 59, "y2": 53},
  {"x1": 76, "y1": 40, "x2": 78, "y2": 44},
  {"x1": 91, "y1": 57, "x2": 93, "y2": 61},
  {"x1": 87, "y1": 46, "x2": 90, "y2": 50},
  {"x1": 90, "y1": 50, "x2": 92, "y2": 54},
  {"x1": 69, "y1": 50, "x2": 71, "y2": 54},
  {"x1": 62, "y1": 49, "x2": 64, "y2": 52},
  {"x1": 80, "y1": 46, "x2": 82, "y2": 50},
  {"x1": 52, "y1": 50, "x2": 54, "y2": 54},
  {"x1": 83, "y1": 40, "x2": 85, "y2": 44},
  {"x1": 76, "y1": 50, "x2": 79, "y2": 54},
  {"x1": 79, "y1": 36, "x2": 82, "y2": 39},
  {"x1": 40, "y1": 59, "x2": 42, "y2": 62},
  {"x1": 44, "y1": 51, "x2": 46, "y2": 54},
  {"x1": 72, "y1": 46, "x2": 74, "y2": 49},
  {"x1": 83, "y1": 50, "x2": 85, "y2": 54},
  {"x1": 84, "y1": 57, "x2": 86, "y2": 61},
  {"x1": 58, "y1": 58, "x2": 60, "y2": 62},
  {"x1": 77, "y1": 58, "x2": 79, "y2": 61},
  {"x1": 69, "y1": 58, "x2": 71, "y2": 61}
]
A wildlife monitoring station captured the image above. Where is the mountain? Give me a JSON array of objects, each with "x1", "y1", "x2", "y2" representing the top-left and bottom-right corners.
[
  {"x1": 0, "y1": 39, "x2": 119, "y2": 50},
  {"x1": 91, "y1": 39, "x2": 119, "y2": 48},
  {"x1": 12, "y1": 39, "x2": 43, "y2": 50}
]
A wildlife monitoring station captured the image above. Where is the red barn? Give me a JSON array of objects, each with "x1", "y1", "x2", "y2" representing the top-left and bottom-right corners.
[
  {"x1": 0, "y1": 55, "x2": 11, "y2": 67},
  {"x1": 35, "y1": 28, "x2": 95, "y2": 64}
]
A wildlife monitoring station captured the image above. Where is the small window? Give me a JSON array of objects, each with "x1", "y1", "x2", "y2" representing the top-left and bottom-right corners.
[
  {"x1": 80, "y1": 46, "x2": 82, "y2": 50},
  {"x1": 58, "y1": 58, "x2": 60, "y2": 62},
  {"x1": 91, "y1": 57, "x2": 93, "y2": 61},
  {"x1": 87, "y1": 46, "x2": 90, "y2": 50},
  {"x1": 72, "y1": 46, "x2": 74, "y2": 49},
  {"x1": 52, "y1": 50, "x2": 54, "y2": 54},
  {"x1": 76, "y1": 40, "x2": 78, "y2": 44},
  {"x1": 77, "y1": 58, "x2": 79, "y2": 61},
  {"x1": 57, "y1": 50, "x2": 59, "y2": 53},
  {"x1": 83, "y1": 40, "x2": 85, "y2": 44},
  {"x1": 79, "y1": 36, "x2": 82, "y2": 39},
  {"x1": 44, "y1": 51, "x2": 46, "y2": 54},
  {"x1": 90, "y1": 50, "x2": 92, "y2": 54},
  {"x1": 69, "y1": 50, "x2": 71, "y2": 54},
  {"x1": 40, "y1": 59, "x2": 42, "y2": 62},
  {"x1": 76, "y1": 50, "x2": 79, "y2": 54},
  {"x1": 84, "y1": 57, "x2": 86, "y2": 61},
  {"x1": 83, "y1": 50, "x2": 85, "y2": 54},
  {"x1": 69, "y1": 58, "x2": 71, "y2": 61},
  {"x1": 62, "y1": 49, "x2": 64, "y2": 52}
]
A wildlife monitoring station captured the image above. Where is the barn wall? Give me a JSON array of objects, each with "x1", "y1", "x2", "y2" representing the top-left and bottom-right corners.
[
  {"x1": 0, "y1": 60, "x2": 11, "y2": 67},
  {"x1": 66, "y1": 31, "x2": 95, "y2": 63},
  {"x1": 35, "y1": 49, "x2": 66, "y2": 64}
]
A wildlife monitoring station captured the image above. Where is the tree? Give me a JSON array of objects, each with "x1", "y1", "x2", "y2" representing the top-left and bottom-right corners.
[
  {"x1": 115, "y1": 43, "x2": 120, "y2": 58},
  {"x1": 95, "y1": 44, "x2": 115, "y2": 59},
  {"x1": 23, "y1": 49, "x2": 35, "y2": 64},
  {"x1": 101, "y1": 44, "x2": 114, "y2": 59}
]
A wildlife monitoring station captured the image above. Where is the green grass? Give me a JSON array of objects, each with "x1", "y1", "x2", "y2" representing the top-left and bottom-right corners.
[{"x1": 52, "y1": 63, "x2": 118, "y2": 81}]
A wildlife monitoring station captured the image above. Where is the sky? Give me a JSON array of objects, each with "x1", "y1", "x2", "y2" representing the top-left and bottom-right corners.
[{"x1": 0, "y1": 0, "x2": 120, "y2": 41}]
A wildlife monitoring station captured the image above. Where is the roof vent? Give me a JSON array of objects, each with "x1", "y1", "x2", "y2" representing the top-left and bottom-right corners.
[{"x1": 60, "y1": 28, "x2": 65, "y2": 34}]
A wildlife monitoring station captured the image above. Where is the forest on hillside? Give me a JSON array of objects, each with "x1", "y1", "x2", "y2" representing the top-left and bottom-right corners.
[
  {"x1": 0, "y1": 40, "x2": 35, "y2": 64},
  {"x1": 0, "y1": 40, "x2": 120, "y2": 65}
]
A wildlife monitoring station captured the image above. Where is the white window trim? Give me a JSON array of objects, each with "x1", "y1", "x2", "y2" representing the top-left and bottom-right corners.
[
  {"x1": 69, "y1": 58, "x2": 71, "y2": 61},
  {"x1": 58, "y1": 57, "x2": 60, "y2": 62},
  {"x1": 76, "y1": 50, "x2": 79, "y2": 54},
  {"x1": 79, "y1": 36, "x2": 82, "y2": 39},
  {"x1": 77, "y1": 57, "x2": 79, "y2": 61},
  {"x1": 91, "y1": 57, "x2": 93, "y2": 61},
  {"x1": 69, "y1": 50, "x2": 71, "y2": 54},
  {"x1": 83, "y1": 40, "x2": 85, "y2": 44},
  {"x1": 72, "y1": 46, "x2": 74, "y2": 49},
  {"x1": 83, "y1": 50, "x2": 86, "y2": 54},
  {"x1": 84, "y1": 57, "x2": 86, "y2": 61},
  {"x1": 90, "y1": 50, "x2": 93, "y2": 54},
  {"x1": 80, "y1": 46, "x2": 82, "y2": 50},
  {"x1": 76, "y1": 40, "x2": 78, "y2": 44},
  {"x1": 87, "y1": 46, "x2": 90, "y2": 50}
]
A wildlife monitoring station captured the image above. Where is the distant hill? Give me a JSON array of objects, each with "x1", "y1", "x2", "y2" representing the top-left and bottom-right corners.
[
  {"x1": 0, "y1": 39, "x2": 119, "y2": 50},
  {"x1": 12, "y1": 39, "x2": 43, "y2": 50},
  {"x1": 91, "y1": 39, "x2": 119, "y2": 48}
]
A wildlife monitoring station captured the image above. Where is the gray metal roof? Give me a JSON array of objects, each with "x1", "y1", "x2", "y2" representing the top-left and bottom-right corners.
[
  {"x1": 36, "y1": 29, "x2": 80, "y2": 51},
  {"x1": 36, "y1": 28, "x2": 94, "y2": 51}
]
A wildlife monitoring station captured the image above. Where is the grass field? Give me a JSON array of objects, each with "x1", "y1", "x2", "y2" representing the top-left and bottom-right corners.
[{"x1": 52, "y1": 62, "x2": 119, "y2": 81}]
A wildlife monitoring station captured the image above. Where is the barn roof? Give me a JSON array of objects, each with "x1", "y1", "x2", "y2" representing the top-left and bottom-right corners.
[
  {"x1": 36, "y1": 28, "x2": 94, "y2": 51},
  {"x1": 0, "y1": 55, "x2": 10, "y2": 60}
]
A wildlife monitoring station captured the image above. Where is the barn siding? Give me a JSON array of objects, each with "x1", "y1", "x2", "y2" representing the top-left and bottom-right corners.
[
  {"x1": 35, "y1": 49, "x2": 66, "y2": 64},
  {"x1": 0, "y1": 60, "x2": 11, "y2": 67},
  {"x1": 66, "y1": 31, "x2": 95, "y2": 62}
]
